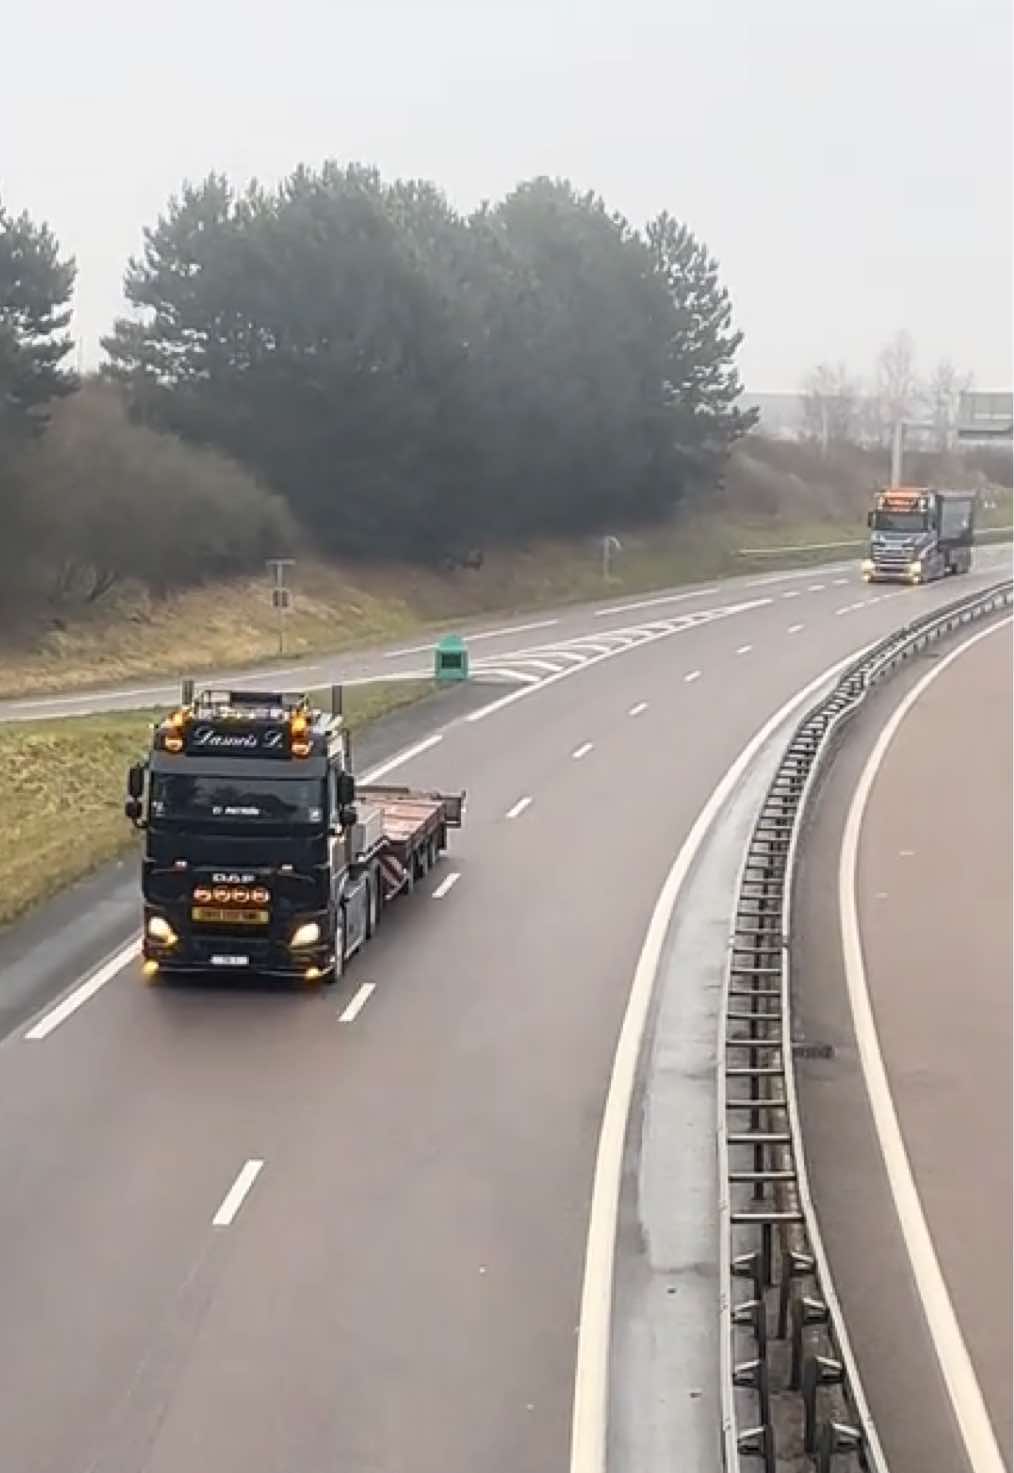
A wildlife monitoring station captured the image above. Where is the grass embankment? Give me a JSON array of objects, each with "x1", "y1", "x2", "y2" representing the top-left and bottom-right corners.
[
  {"x1": 0, "y1": 680, "x2": 435, "y2": 929},
  {"x1": 0, "y1": 442, "x2": 1008, "y2": 702},
  {"x1": 0, "y1": 514, "x2": 864, "y2": 701}
]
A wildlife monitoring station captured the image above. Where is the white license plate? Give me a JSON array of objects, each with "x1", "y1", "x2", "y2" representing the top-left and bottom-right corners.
[{"x1": 211, "y1": 954, "x2": 250, "y2": 968}]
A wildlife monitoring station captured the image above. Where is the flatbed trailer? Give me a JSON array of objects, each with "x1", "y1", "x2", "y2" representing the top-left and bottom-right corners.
[
  {"x1": 357, "y1": 785, "x2": 465, "y2": 901},
  {"x1": 126, "y1": 686, "x2": 465, "y2": 983}
]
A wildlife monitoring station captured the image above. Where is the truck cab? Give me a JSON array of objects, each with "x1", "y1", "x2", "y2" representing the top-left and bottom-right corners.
[
  {"x1": 862, "y1": 486, "x2": 976, "y2": 585},
  {"x1": 126, "y1": 686, "x2": 366, "y2": 981},
  {"x1": 127, "y1": 685, "x2": 463, "y2": 984}
]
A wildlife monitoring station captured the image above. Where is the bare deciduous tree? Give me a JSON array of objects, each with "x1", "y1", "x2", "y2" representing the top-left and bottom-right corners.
[
  {"x1": 875, "y1": 330, "x2": 921, "y2": 443},
  {"x1": 924, "y1": 358, "x2": 974, "y2": 450},
  {"x1": 800, "y1": 360, "x2": 862, "y2": 451}
]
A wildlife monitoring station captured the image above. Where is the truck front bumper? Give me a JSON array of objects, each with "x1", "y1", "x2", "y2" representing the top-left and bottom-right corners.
[{"x1": 142, "y1": 924, "x2": 333, "y2": 980}]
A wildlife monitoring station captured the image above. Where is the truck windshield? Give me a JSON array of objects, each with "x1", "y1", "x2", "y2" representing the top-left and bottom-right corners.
[
  {"x1": 873, "y1": 511, "x2": 927, "y2": 533},
  {"x1": 150, "y1": 774, "x2": 326, "y2": 828}
]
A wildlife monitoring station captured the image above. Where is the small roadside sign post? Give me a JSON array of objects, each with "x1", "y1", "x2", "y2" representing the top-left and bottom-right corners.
[{"x1": 266, "y1": 559, "x2": 295, "y2": 656}]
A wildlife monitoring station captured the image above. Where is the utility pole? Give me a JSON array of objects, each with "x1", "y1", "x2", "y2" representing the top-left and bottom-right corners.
[
  {"x1": 889, "y1": 417, "x2": 935, "y2": 486},
  {"x1": 266, "y1": 559, "x2": 294, "y2": 656}
]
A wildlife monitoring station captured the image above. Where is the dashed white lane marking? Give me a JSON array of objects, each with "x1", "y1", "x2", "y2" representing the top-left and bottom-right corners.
[
  {"x1": 338, "y1": 982, "x2": 376, "y2": 1023},
  {"x1": 782, "y1": 590, "x2": 802, "y2": 599},
  {"x1": 385, "y1": 619, "x2": 559, "y2": 657},
  {"x1": 736, "y1": 644, "x2": 752, "y2": 655},
  {"x1": 24, "y1": 940, "x2": 142, "y2": 1040},
  {"x1": 466, "y1": 596, "x2": 772, "y2": 722},
  {"x1": 683, "y1": 670, "x2": 701, "y2": 683},
  {"x1": 572, "y1": 742, "x2": 594, "y2": 760},
  {"x1": 432, "y1": 872, "x2": 461, "y2": 899},
  {"x1": 212, "y1": 1159, "x2": 264, "y2": 1227},
  {"x1": 808, "y1": 584, "x2": 826, "y2": 591},
  {"x1": 506, "y1": 796, "x2": 533, "y2": 820},
  {"x1": 840, "y1": 617, "x2": 1011, "y2": 1473},
  {"x1": 628, "y1": 701, "x2": 648, "y2": 717},
  {"x1": 788, "y1": 624, "x2": 804, "y2": 634},
  {"x1": 594, "y1": 586, "x2": 719, "y2": 617},
  {"x1": 833, "y1": 577, "x2": 849, "y2": 586}
]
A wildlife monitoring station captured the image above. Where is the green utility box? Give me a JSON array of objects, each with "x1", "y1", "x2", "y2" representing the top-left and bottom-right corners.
[{"x1": 434, "y1": 634, "x2": 469, "y2": 683}]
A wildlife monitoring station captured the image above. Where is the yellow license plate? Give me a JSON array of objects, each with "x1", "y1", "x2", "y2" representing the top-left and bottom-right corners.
[{"x1": 191, "y1": 906, "x2": 269, "y2": 925}]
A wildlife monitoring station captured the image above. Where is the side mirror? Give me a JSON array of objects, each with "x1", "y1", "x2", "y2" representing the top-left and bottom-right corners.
[
  {"x1": 866, "y1": 511, "x2": 875, "y2": 528},
  {"x1": 127, "y1": 763, "x2": 145, "y2": 800},
  {"x1": 339, "y1": 805, "x2": 358, "y2": 830},
  {"x1": 337, "y1": 772, "x2": 356, "y2": 806},
  {"x1": 124, "y1": 797, "x2": 143, "y2": 824}
]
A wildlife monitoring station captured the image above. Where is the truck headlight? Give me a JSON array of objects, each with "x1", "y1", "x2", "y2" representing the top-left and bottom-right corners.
[
  {"x1": 907, "y1": 560, "x2": 923, "y2": 575},
  {"x1": 147, "y1": 915, "x2": 177, "y2": 945},
  {"x1": 290, "y1": 921, "x2": 322, "y2": 948}
]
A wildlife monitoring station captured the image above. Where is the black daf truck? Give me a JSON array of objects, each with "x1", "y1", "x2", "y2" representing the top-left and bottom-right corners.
[{"x1": 125, "y1": 684, "x2": 464, "y2": 982}]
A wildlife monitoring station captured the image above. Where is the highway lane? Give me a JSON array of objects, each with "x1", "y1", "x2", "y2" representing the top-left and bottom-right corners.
[
  {"x1": 793, "y1": 618, "x2": 1012, "y2": 1473},
  {"x1": 0, "y1": 556, "x2": 914, "y2": 722},
  {"x1": 0, "y1": 566, "x2": 1010, "y2": 1473}
]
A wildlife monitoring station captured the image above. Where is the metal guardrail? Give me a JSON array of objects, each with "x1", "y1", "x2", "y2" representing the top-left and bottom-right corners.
[{"x1": 718, "y1": 577, "x2": 1014, "y2": 1473}]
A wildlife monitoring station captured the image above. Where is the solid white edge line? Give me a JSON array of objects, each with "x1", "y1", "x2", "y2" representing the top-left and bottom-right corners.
[
  {"x1": 384, "y1": 618, "x2": 560, "y2": 658},
  {"x1": 24, "y1": 938, "x2": 142, "y2": 1040},
  {"x1": 572, "y1": 742, "x2": 594, "y2": 760},
  {"x1": 338, "y1": 982, "x2": 376, "y2": 1023},
  {"x1": 569, "y1": 638, "x2": 878, "y2": 1473},
  {"x1": 593, "y1": 586, "x2": 719, "y2": 617},
  {"x1": 360, "y1": 733, "x2": 443, "y2": 783},
  {"x1": 212, "y1": 1158, "x2": 265, "y2": 1227},
  {"x1": 839, "y1": 616, "x2": 1010, "y2": 1473},
  {"x1": 432, "y1": 872, "x2": 461, "y2": 899},
  {"x1": 505, "y1": 796, "x2": 533, "y2": 820}
]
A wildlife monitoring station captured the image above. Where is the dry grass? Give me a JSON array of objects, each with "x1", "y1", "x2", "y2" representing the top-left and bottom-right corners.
[
  {"x1": 0, "y1": 514, "x2": 863, "y2": 700},
  {"x1": 1, "y1": 443, "x2": 1007, "y2": 701},
  {"x1": 0, "y1": 680, "x2": 435, "y2": 928}
]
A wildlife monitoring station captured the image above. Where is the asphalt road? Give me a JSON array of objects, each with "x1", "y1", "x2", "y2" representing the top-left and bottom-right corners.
[
  {"x1": 0, "y1": 558, "x2": 900, "y2": 721},
  {"x1": 0, "y1": 558, "x2": 1010, "y2": 1473},
  {"x1": 794, "y1": 617, "x2": 1012, "y2": 1473}
]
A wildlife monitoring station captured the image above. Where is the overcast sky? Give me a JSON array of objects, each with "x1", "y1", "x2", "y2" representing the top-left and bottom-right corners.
[{"x1": 3, "y1": 0, "x2": 1010, "y2": 389}]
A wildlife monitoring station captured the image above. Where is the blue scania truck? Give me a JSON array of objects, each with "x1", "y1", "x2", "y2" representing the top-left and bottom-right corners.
[{"x1": 862, "y1": 486, "x2": 976, "y2": 585}]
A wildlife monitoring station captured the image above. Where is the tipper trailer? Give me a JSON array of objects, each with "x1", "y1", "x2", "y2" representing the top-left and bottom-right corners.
[{"x1": 125, "y1": 684, "x2": 464, "y2": 982}]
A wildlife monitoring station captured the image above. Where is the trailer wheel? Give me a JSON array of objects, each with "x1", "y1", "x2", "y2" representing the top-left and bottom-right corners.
[{"x1": 427, "y1": 835, "x2": 439, "y2": 869}]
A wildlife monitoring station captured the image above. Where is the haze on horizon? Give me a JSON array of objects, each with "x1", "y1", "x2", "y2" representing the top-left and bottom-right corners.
[{"x1": 3, "y1": 0, "x2": 1010, "y2": 391}]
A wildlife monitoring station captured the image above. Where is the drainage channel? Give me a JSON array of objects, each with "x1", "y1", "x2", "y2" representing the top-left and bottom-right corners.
[{"x1": 717, "y1": 579, "x2": 1014, "y2": 1473}]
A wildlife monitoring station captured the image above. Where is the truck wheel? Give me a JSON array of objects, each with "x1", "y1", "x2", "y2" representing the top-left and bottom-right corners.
[
  {"x1": 328, "y1": 908, "x2": 346, "y2": 984},
  {"x1": 427, "y1": 835, "x2": 439, "y2": 869}
]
